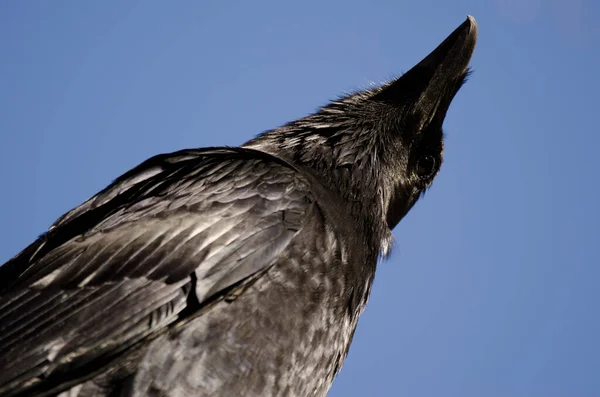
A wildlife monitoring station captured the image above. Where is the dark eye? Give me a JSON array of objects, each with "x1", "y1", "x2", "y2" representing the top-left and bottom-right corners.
[{"x1": 416, "y1": 155, "x2": 437, "y2": 178}]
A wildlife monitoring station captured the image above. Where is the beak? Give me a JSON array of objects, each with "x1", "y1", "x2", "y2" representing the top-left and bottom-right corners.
[{"x1": 374, "y1": 15, "x2": 478, "y2": 130}]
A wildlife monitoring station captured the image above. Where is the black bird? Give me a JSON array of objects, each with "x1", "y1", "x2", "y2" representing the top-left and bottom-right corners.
[{"x1": 0, "y1": 16, "x2": 477, "y2": 397}]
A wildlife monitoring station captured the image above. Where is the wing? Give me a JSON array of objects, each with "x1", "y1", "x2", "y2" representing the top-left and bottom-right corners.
[{"x1": 0, "y1": 147, "x2": 314, "y2": 397}]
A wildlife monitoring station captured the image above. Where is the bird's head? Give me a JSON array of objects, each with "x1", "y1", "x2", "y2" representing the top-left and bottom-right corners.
[{"x1": 245, "y1": 17, "x2": 477, "y2": 250}]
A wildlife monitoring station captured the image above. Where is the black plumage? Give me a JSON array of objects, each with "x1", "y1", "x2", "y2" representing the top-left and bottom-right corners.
[{"x1": 0, "y1": 17, "x2": 477, "y2": 397}]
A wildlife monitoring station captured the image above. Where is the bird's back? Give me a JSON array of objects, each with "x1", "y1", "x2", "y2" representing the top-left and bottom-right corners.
[{"x1": 0, "y1": 147, "x2": 372, "y2": 397}]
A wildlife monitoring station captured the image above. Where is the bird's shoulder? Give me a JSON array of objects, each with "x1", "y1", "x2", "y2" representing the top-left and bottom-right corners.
[{"x1": 1, "y1": 146, "x2": 316, "y2": 291}]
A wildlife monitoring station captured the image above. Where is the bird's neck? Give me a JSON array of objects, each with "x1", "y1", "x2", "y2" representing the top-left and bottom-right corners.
[{"x1": 243, "y1": 127, "x2": 394, "y2": 257}]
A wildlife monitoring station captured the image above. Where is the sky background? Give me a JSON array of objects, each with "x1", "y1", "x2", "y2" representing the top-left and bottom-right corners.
[{"x1": 1, "y1": 1, "x2": 599, "y2": 396}]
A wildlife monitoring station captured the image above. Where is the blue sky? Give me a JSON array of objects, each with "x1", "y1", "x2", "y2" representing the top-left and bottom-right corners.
[{"x1": 1, "y1": 1, "x2": 599, "y2": 396}]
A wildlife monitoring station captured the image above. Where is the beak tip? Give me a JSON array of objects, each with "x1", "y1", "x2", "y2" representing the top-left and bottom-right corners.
[{"x1": 464, "y1": 15, "x2": 478, "y2": 42}]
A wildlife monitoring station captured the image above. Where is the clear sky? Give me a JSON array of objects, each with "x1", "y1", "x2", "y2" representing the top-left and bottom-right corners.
[{"x1": 1, "y1": 1, "x2": 599, "y2": 396}]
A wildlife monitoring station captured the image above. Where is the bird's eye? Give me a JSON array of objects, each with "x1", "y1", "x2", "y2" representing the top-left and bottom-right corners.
[{"x1": 416, "y1": 155, "x2": 437, "y2": 178}]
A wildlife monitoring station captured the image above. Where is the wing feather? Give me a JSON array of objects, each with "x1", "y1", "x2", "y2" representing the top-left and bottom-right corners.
[{"x1": 0, "y1": 147, "x2": 313, "y2": 397}]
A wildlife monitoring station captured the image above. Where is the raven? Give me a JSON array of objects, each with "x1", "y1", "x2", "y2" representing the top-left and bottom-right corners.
[{"x1": 0, "y1": 16, "x2": 477, "y2": 397}]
